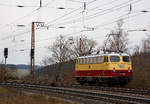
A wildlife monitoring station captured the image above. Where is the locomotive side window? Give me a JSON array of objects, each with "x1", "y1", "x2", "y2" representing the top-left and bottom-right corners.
[
  {"x1": 78, "y1": 59, "x2": 80, "y2": 64},
  {"x1": 85, "y1": 58, "x2": 88, "y2": 64},
  {"x1": 88, "y1": 58, "x2": 92, "y2": 63},
  {"x1": 78, "y1": 59, "x2": 82, "y2": 64},
  {"x1": 78, "y1": 56, "x2": 104, "y2": 64},
  {"x1": 110, "y1": 56, "x2": 120, "y2": 62},
  {"x1": 94, "y1": 57, "x2": 97, "y2": 63},
  {"x1": 86, "y1": 58, "x2": 88, "y2": 64},
  {"x1": 81, "y1": 58, "x2": 83, "y2": 64},
  {"x1": 97, "y1": 57, "x2": 100, "y2": 63},
  {"x1": 92, "y1": 57, "x2": 95, "y2": 63},
  {"x1": 96, "y1": 57, "x2": 99, "y2": 63},
  {"x1": 80, "y1": 58, "x2": 82, "y2": 64},
  {"x1": 90, "y1": 57, "x2": 94, "y2": 63},
  {"x1": 99, "y1": 56, "x2": 103, "y2": 63},
  {"x1": 83, "y1": 58, "x2": 86, "y2": 64},
  {"x1": 123, "y1": 56, "x2": 130, "y2": 62},
  {"x1": 79, "y1": 58, "x2": 84, "y2": 64},
  {"x1": 82, "y1": 58, "x2": 84, "y2": 64}
]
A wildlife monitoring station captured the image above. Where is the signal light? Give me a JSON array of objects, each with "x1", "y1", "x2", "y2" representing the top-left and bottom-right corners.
[
  {"x1": 4, "y1": 48, "x2": 8, "y2": 58},
  {"x1": 31, "y1": 49, "x2": 34, "y2": 58}
]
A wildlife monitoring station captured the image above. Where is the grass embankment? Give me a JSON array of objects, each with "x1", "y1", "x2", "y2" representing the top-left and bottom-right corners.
[{"x1": 0, "y1": 86, "x2": 78, "y2": 104}]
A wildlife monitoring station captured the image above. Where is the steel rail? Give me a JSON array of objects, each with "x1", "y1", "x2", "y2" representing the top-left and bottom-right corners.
[
  {"x1": 70, "y1": 85, "x2": 150, "y2": 96},
  {"x1": 1, "y1": 82, "x2": 150, "y2": 104}
]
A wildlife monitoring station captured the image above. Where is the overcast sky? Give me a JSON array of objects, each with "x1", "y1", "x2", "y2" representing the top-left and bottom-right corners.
[{"x1": 0, "y1": 0, "x2": 150, "y2": 65}]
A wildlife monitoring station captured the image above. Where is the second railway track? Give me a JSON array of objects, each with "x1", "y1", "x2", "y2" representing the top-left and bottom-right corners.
[
  {"x1": 1, "y1": 82, "x2": 150, "y2": 104},
  {"x1": 68, "y1": 84, "x2": 150, "y2": 96}
]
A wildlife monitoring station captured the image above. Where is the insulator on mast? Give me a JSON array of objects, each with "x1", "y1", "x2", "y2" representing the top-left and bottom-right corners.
[
  {"x1": 130, "y1": 3, "x2": 132, "y2": 12},
  {"x1": 40, "y1": 0, "x2": 42, "y2": 7},
  {"x1": 84, "y1": 2, "x2": 86, "y2": 11}
]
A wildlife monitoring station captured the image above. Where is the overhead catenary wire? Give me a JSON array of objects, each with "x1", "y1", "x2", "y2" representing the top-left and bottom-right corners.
[
  {"x1": 0, "y1": 0, "x2": 56, "y2": 42},
  {"x1": 0, "y1": 0, "x2": 149, "y2": 57},
  {"x1": 0, "y1": 0, "x2": 84, "y2": 35},
  {"x1": 52, "y1": 0, "x2": 133, "y2": 24},
  {"x1": 0, "y1": 0, "x2": 144, "y2": 35},
  {"x1": 0, "y1": 0, "x2": 56, "y2": 8},
  {"x1": 47, "y1": 0, "x2": 142, "y2": 27},
  {"x1": 1, "y1": 8, "x2": 149, "y2": 50},
  {"x1": 0, "y1": 5, "x2": 149, "y2": 49},
  {"x1": 46, "y1": 0, "x2": 98, "y2": 25},
  {"x1": 0, "y1": 0, "x2": 98, "y2": 44},
  {"x1": 2, "y1": 0, "x2": 146, "y2": 45},
  {"x1": 0, "y1": 0, "x2": 122, "y2": 34},
  {"x1": 0, "y1": 0, "x2": 55, "y2": 31},
  {"x1": 94, "y1": 9, "x2": 150, "y2": 29},
  {"x1": 58, "y1": 0, "x2": 120, "y2": 23}
]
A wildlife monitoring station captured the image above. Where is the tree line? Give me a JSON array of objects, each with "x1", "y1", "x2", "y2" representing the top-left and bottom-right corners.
[{"x1": 41, "y1": 19, "x2": 150, "y2": 65}]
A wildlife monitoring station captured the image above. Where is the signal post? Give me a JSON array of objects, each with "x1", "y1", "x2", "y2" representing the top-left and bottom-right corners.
[{"x1": 30, "y1": 22, "x2": 35, "y2": 77}]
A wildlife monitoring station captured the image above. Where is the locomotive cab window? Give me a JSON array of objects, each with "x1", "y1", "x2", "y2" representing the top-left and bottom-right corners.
[
  {"x1": 123, "y1": 56, "x2": 130, "y2": 62},
  {"x1": 110, "y1": 56, "x2": 120, "y2": 62}
]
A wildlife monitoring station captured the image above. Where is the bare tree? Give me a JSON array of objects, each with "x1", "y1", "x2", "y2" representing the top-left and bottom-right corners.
[
  {"x1": 41, "y1": 35, "x2": 98, "y2": 66},
  {"x1": 42, "y1": 35, "x2": 98, "y2": 66},
  {"x1": 49, "y1": 35, "x2": 74, "y2": 63},
  {"x1": 46, "y1": 35, "x2": 74, "y2": 83},
  {"x1": 133, "y1": 45, "x2": 141, "y2": 55},
  {"x1": 103, "y1": 19, "x2": 129, "y2": 53},
  {"x1": 71, "y1": 35, "x2": 97, "y2": 56}
]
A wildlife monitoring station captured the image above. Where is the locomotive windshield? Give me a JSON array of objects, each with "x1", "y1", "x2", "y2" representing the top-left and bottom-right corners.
[
  {"x1": 110, "y1": 56, "x2": 120, "y2": 62},
  {"x1": 123, "y1": 56, "x2": 130, "y2": 62}
]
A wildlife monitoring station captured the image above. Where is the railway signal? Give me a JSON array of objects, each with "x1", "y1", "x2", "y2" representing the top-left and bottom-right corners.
[{"x1": 4, "y1": 48, "x2": 8, "y2": 65}]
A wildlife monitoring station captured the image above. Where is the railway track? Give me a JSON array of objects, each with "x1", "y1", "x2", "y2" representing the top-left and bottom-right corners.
[
  {"x1": 1, "y1": 82, "x2": 150, "y2": 104},
  {"x1": 69, "y1": 84, "x2": 150, "y2": 96}
]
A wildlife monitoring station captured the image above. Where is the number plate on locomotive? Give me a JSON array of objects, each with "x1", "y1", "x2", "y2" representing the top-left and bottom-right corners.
[{"x1": 119, "y1": 73, "x2": 126, "y2": 75}]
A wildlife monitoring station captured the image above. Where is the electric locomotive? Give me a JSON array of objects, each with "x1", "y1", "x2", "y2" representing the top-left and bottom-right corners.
[{"x1": 75, "y1": 53, "x2": 132, "y2": 86}]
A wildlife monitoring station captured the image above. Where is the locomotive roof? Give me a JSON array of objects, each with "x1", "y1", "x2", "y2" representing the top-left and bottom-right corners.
[{"x1": 78, "y1": 53, "x2": 129, "y2": 58}]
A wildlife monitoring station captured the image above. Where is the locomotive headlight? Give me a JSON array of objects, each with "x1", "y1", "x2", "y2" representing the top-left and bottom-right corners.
[
  {"x1": 128, "y1": 67, "x2": 130, "y2": 72},
  {"x1": 113, "y1": 67, "x2": 116, "y2": 72}
]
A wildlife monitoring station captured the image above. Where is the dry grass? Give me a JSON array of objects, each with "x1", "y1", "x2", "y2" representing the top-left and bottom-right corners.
[{"x1": 0, "y1": 86, "x2": 78, "y2": 104}]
